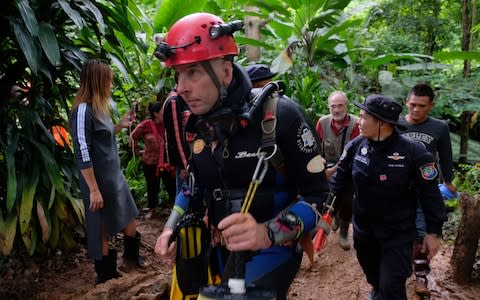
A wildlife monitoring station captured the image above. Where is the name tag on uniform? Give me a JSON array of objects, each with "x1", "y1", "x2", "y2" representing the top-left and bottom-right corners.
[{"x1": 354, "y1": 154, "x2": 369, "y2": 165}]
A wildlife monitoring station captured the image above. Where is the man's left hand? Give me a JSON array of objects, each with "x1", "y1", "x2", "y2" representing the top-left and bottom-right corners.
[
  {"x1": 218, "y1": 213, "x2": 271, "y2": 251},
  {"x1": 423, "y1": 234, "x2": 442, "y2": 260}
]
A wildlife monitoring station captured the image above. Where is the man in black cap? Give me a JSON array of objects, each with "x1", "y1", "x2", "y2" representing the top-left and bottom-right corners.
[
  {"x1": 331, "y1": 95, "x2": 446, "y2": 300},
  {"x1": 246, "y1": 64, "x2": 276, "y2": 88}
]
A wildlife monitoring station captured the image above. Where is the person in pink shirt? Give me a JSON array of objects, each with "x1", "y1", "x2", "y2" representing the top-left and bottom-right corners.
[{"x1": 130, "y1": 101, "x2": 176, "y2": 219}]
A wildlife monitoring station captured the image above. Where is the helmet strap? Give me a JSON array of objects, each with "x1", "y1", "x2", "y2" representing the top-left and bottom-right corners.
[{"x1": 200, "y1": 61, "x2": 227, "y2": 102}]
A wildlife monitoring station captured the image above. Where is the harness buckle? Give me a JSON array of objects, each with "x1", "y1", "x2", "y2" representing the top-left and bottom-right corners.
[{"x1": 213, "y1": 188, "x2": 228, "y2": 201}]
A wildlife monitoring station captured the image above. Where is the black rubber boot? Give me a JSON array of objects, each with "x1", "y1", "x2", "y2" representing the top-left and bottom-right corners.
[
  {"x1": 338, "y1": 220, "x2": 351, "y2": 250},
  {"x1": 123, "y1": 231, "x2": 149, "y2": 268},
  {"x1": 94, "y1": 249, "x2": 122, "y2": 285}
]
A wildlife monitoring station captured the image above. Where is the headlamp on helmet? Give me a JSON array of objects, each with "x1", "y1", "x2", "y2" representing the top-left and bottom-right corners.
[
  {"x1": 154, "y1": 36, "x2": 201, "y2": 61},
  {"x1": 209, "y1": 20, "x2": 244, "y2": 39}
]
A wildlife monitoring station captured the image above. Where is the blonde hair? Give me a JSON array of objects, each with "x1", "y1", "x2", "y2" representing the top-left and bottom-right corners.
[{"x1": 72, "y1": 59, "x2": 113, "y2": 117}]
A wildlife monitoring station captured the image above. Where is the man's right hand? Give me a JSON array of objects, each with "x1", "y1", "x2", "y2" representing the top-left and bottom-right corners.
[{"x1": 154, "y1": 228, "x2": 177, "y2": 265}]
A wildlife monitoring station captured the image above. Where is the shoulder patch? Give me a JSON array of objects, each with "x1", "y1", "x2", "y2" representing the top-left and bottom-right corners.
[
  {"x1": 296, "y1": 123, "x2": 317, "y2": 153},
  {"x1": 419, "y1": 162, "x2": 438, "y2": 180}
]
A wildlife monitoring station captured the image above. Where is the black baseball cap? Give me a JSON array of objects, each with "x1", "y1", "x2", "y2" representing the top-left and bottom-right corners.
[
  {"x1": 354, "y1": 95, "x2": 406, "y2": 130},
  {"x1": 246, "y1": 64, "x2": 276, "y2": 82}
]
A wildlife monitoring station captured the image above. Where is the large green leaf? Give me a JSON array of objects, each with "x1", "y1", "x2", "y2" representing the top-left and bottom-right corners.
[
  {"x1": 58, "y1": 0, "x2": 86, "y2": 29},
  {"x1": 38, "y1": 22, "x2": 61, "y2": 66},
  {"x1": 152, "y1": 0, "x2": 208, "y2": 32},
  {"x1": 0, "y1": 128, "x2": 19, "y2": 213},
  {"x1": 65, "y1": 192, "x2": 85, "y2": 225},
  {"x1": 363, "y1": 53, "x2": 433, "y2": 68},
  {"x1": 19, "y1": 164, "x2": 39, "y2": 252},
  {"x1": 15, "y1": 0, "x2": 39, "y2": 36},
  {"x1": 0, "y1": 214, "x2": 18, "y2": 256},
  {"x1": 324, "y1": 0, "x2": 352, "y2": 10},
  {"x1": 49, "y1": 213, "x2": 59, "y2": 249},
  {"x1": 29, "y1": 140, "x2": 64, "y2": 193},
  {"x1": 11, "y1": 20, "x2": 39, "y2": 74},
  {"x1": 235, "y1": 36, "x2": 275, "y2": 50},
  {"x1": 77, "y1": 0, "x2": 106, "y2": 34}
]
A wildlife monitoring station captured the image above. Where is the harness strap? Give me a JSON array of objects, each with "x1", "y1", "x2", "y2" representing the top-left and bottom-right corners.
[{"x1": 261, "y1": 94, "x2": 286, "y2": 175}]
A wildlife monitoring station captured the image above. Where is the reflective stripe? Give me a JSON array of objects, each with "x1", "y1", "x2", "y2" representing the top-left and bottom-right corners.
[{"x1": 77, "y1": 103, "x2": 90, "y2": 162}]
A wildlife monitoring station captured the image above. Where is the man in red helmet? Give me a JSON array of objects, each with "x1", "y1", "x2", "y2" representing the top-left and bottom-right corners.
[{"x1": 154, "y1": 13, "x2": 329, "y2": 299}]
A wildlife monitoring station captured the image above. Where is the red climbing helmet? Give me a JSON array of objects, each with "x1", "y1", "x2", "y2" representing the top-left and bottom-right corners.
[{"x1": 155, "y1": 13, "x2": 241, "y2": 67}]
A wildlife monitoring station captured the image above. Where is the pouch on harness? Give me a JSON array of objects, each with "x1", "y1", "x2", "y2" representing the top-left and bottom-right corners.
[{"x1": 170, "y1": 211, "x2": 211, "y2": 300}]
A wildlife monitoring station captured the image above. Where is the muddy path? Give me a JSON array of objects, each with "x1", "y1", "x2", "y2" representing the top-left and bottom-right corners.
[{"x1": 1, "y1": 208, "x2": 480, "y2": 299}]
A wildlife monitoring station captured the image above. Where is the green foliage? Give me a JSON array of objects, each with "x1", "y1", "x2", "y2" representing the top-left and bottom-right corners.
[
  {"x1": 454, "y1": 164, "x2": 480, "y2": 195},
  {"x1": 0, "y1": 0, "x2": 154, "y2": 256}
]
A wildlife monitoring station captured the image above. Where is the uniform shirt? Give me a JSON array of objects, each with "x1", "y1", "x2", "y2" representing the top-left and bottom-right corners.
[
  {"x1": 70, "y1": 103, "x2": 138, "y2": 259},
  {"x1": 398, "y1": 116, "x2": 454, "y2": 182},
  {"x1": 332, "y1": 132, "x2": 446, "y2": 244}
]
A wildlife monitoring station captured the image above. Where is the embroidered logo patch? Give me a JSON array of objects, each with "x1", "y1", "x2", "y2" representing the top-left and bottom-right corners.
[
  {"x1": 387, "y1": 152, "x2": 405, "y2": 161},
  {"x1": 420, "y1": 163, "x2": 438, "y2": 180},
  {"x1": 193, "y1": 139, "x2": 205, "y2": 154},
  {"x1": 296, "y1": 123, "x2": 316, "y2": 153},
  {"x1": 361, "y1": 147, "x2": 368, "y2": 155}
]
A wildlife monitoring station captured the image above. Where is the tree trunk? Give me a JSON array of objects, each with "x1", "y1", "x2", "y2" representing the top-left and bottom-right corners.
[
  {"x1": 462, "y1": 0, "x2": 471, "y2": 77},
  {"x1": 451, "y1": 193, "x2": 480, "y2": 284},
  {"x1": 459, "y1": 0, "x2": 472, "y2": 163},
  {"x1": 459, "y1": 111, "x2": 472, "y2": 164},
  {"x1": 244, "y1": 6, "x2": 262, "y2": 62}
]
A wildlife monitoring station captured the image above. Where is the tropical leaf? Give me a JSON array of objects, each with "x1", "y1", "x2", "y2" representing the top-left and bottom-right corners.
[
  {"x1": 65, "y1": 192, "x2": 85, "y2": 225},
  {"x1": 38, "y1": 22, "x2": 61, "y2": 66},
  {"x1": 48, "y1": 185, "x2": 56, "y2": 210},
  {"x1": 55, "y1": 197, "x2": 69, "y2": 223},
  {"x1": 0, "y1": 128, "x2": 19, "y2": 213},
  {"x1": 324, "y1": 0, "x2": 352, "y2": 10},
  {"x1": 29, "y1": 140, "x2": 64, "y2": 193},
  {"x1": 396, "y1": 63, "x2": 451, "y2": 71},
  {"x1": 235, "y1": 36, "x2": 275, "y2": 49},
  {"x1": 19, "y1": 164, "x2": 39, "y2": 252},
  {"x1": 49, "y1": 213, "x2": 60, "y2": 249},
  {"x1": 11, "y1": 19, "x2": 39, "y2": 74},
  {"x1": 77, "y1": 0, "x2": 106, "y2": 34},
  {"x1": 0, "y1": 214, "x2": 18, "y2": 256},
  {"x1": 58, "y1": 0, "x2": 86, "y2": 29},
  {"x1": 15, "y1": 0, "x2": 39, "y2": 36},
  {"x1": 152, "y1": 0, "x2": 208, "y2": 32},
  {"x1": 363, "y1": 53, "x2": 433, "y2": 68}
]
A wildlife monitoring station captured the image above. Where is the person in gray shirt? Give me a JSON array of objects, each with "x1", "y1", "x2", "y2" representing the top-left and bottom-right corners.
[
  {"x1": 398, "y1": 83, "x2": 457, "y2": 297},
  {"x1": 70, "y1": 60, "x2": 148, "y2": 285}
]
